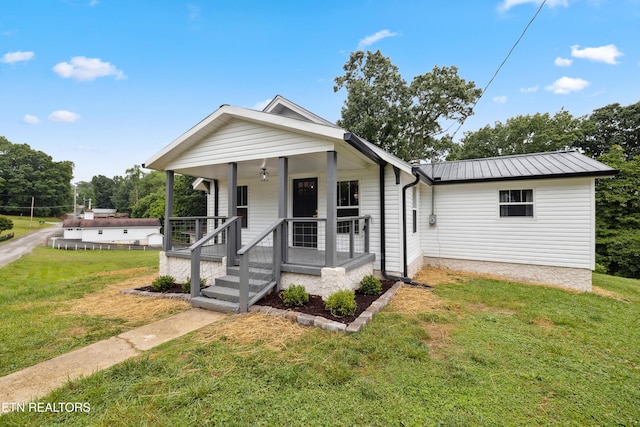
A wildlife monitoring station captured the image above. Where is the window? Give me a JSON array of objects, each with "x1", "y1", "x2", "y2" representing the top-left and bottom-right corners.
[
  {"x1": 237, "y1": 185, "x2": 248, "y2": 228},
  {"x1": 499, "y1": 189, "x2": 533, "y2": 217},
  {"x1": 337, "y1": 180, "x2": 359, "y2": 233},
  {"x1": 98, "y1": 230, "x2": 103, "y2": 235},
  {"x1": 123, "y1": 229, "x2": 128, "y2": 234},
  {"x1": 412, "y1": 186, "x2": 418, "y2": 233}
]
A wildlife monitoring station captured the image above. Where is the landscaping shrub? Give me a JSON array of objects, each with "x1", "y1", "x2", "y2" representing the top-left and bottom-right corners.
[
  {"x1": 151, "y1": 275, "x2": 176, "y2": 292},
  {"x1": 324, "y1": 290, "x2": 357, "y2": 317},
  {"x1": 182, "y1": 277, "x2": 207, "y2": 293},
  {"x1": 358, "y1": 274, "x2": 382, "y2": 295},
  {"x1": 280, "y1": 284, "x2": 309, "y2": 307}
]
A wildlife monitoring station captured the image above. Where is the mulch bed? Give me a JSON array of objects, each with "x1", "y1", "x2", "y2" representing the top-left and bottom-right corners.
[
  {"x1": 136, "y1": 284, "x2": 187, "y2": 294},
  {"x1": 136, "y1": 280, "x2": 395, "y2": 325},
  {"x1": 257, "y1": 280, "x2": 395, "y2": 324}
]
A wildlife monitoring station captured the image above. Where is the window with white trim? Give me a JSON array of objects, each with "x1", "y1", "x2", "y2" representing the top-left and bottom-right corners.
[
  {"x1": 237, "y1": 185, "x2": 248, "y2": 228},
  {"x1": 499, "y1": 189, "x2": 533, "y2": 217},
  {"x1": 337, "y1": 180, "x2": 359, "y2": 233}
]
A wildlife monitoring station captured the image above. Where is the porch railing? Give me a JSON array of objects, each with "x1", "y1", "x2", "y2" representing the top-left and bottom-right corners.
[
  {"x1": 237, "y1": 218, "x2": 285, "y2": 312},
  {"x1": 188, "y1": 216, "x2": 241, "y2": 298},
  {"x1": 164, "y1": 216, "x2": 228, "y2": 252},
  {"x1": 284, "y1": 215, "x2": 370, "y2": 266}
]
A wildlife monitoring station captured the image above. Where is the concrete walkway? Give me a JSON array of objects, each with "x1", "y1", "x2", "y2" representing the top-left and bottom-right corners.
[{"x1": 0, "y1": 309, "x2": 225, "y2": 410}]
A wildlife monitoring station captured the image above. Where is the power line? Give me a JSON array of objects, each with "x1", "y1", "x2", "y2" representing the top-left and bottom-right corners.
[{"x1": 450, "y1": 0, "x2": 548, "y2": 140}]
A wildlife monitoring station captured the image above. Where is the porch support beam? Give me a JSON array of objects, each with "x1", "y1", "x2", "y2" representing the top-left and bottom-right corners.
[
  {"x1": 325, "y1": 150, "x2": 337, "y2": 267},
  {"x1": 228, "y1": 162, "x2": 238, "y2": 266},
  {"x1": 163, "y1": 170, "x2": 174, "y2": 252},
  {"x1": 278, "y1": 156, "x2": 289, "y2": 265}
]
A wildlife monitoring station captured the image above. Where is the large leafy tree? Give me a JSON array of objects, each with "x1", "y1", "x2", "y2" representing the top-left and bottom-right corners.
[
  {"x1": 579, "y1": 101, "x2": 640, "y2": 160},
  {"x1": 449, "y1": 110, "x2": 582, "y2": 160},
  {"x1": 334, "y1": 50, "x2": 481, "y2": 161},
  {"x1": 0, "y1": 136, "x2": 73, "y2": 217},
  {"x1": 131, "y1": 174, "x2": 205, "y2": 219},
  {"x1": 91, "y1": 175, "x2": 116, "y2": 209}
]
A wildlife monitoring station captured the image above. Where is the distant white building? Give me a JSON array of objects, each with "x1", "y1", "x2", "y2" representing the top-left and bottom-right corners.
[{"x1": 62, "y1": 216, "x2": 162, "y2": 246}]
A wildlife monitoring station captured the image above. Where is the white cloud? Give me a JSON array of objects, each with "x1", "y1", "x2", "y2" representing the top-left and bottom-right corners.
[
  {"x1": 89, "y1": 0, "x2": 99, "y2": 5},
  {"x1": 53, "y1": 56, "x2": 125, "y2": 81},
  {"x1": 497, "y1": 0, "x2": 568, "y2": 12},
  {"x1": 493, "y1": 96, "x2": 508, "y2": 104},
  {"x1": 251, "y1": 99, "x2": 272, "y2": 111},
  {"x1": 358, "y1": 30, "x2": 399, "y2": 49},
  {"x1": 22, "y1": 114, "x2": 40, "y2": 124},
  {"x1": 1, "y1": 50, "x2": 35, "y2": 64},
  {"x1": 187, "y1": 3, "x2": 200, "y2": 21},
  {"x1": 554, "y1": 57, "x2": 573, "y2": 67},
  {"x1": 48, "y1": 110, "x2": 81, "y2": 122},
  {"x1": 571, "y1": 44, "x2": 623, "y2": 64},
  {"x1": 545, "y1": 76, "x2": 590, "y2": 94},
  {"x1": 520, "y1": 85, "x2": 539, "y2": 93}
]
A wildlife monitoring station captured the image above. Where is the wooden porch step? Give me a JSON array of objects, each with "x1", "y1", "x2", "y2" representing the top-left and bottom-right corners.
[
  {"x1": 214, "y1": 274, "x2": 269, "y2": 292},
  {"x1": 201, "y1": 285, "x2": 258, "y2": 303},
  {"x1": 191, "y1": 296, "x2": 239, "y2": 313}
]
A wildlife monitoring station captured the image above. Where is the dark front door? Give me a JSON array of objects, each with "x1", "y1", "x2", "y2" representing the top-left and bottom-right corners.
[{"x1": 292, "y1": 178, "x2": 318, "y2": 248}]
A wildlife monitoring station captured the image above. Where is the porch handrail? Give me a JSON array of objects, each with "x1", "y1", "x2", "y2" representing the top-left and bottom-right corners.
[
  {"x1": 189, "y1": 216, "x2": 241, "y2": 298},
  {"x1": 165, "y1": 215, "x2": 227, "y2": 252},
  {"x1": 237, "y1": 218, "x2": 286, "y2": 312}
]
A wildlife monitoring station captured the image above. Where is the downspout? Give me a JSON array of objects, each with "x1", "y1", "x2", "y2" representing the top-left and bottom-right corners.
[{"x1": 401, "y1": 168, "x2": 421, "y2": 278}]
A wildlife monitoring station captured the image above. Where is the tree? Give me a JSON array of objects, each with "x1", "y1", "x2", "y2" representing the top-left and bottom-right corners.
[
  {"x1": 90, "y1": 175, "x2": 115, "y2": 209},
  {"x1": 334, "y1": 50, "x2": 481, "y2": 161},
  {"x1": 130, "y1": 174, "x2": 205, "y2": 219},
  {"x1": 579, "y1": 101, "x2": 640, "y2": 160},
  {"x1": 0, "y1": 216, "x2": 13, "y2": 235},
  {"x1": 449, "y1": 110, "x2": 582, "y2": 160},
  {"x1": 0, "y1": 136, "x2": 74, "y2": 217}
]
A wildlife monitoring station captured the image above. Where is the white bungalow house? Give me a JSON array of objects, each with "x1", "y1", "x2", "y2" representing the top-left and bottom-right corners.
[
  {"x1": 62, "y1": 214, "x2": 161, "y2": 245},
  {"x1": 143, "y1": 95, "x2": 616, "y2": 313}
]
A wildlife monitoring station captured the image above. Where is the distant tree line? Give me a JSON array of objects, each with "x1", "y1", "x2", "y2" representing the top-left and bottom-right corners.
[{"x1": 78, "y1": 166, "x2": 206, "y2": 219}]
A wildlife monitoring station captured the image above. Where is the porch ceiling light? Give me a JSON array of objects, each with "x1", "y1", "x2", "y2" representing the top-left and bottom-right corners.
[{"x1": 260, "y1": 168, "x2": 269, "y2": 182}]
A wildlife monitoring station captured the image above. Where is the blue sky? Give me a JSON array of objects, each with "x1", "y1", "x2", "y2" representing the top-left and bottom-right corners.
[{"x1": 1, "y1": 0, "x2": 639, "y2": 182}]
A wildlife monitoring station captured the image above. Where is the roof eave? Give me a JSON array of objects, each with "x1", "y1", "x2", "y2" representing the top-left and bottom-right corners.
[{"x1": 430, "y1": 169, "x2": 619, "y2": 185}]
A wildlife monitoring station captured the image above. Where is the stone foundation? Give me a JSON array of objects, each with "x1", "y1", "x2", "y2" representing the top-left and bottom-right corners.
[
  {"x1": 422, "y1": 256, "x2": 592, "y2": 292},
  {"x1": 159, "y1": 252, "x2": 226, "y2": 285},
  {"x1": 281, "y1": 261, "x2": 374, "y2": 298}
]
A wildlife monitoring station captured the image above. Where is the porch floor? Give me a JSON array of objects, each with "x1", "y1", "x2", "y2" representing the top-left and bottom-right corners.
[{"x1": 169, "y1": 244, "x2": 367, "y2": 267}]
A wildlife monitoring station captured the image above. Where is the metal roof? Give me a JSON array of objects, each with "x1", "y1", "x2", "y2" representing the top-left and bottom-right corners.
[
  {"x1": 63, "y1": 218, "x2": 161, "y2": 228},
  {"x1": 418, "y1": 150, "x2": 618, "y2": 184}
]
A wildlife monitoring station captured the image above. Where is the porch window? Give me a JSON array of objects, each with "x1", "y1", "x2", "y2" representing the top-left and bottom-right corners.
[
  {"x1": 499, "y1": 189, "x2": 533, "y2": 217},
  {"x1": 337, "y1": 180, "x2": 359, "y2": 233},
  {"x1": 237, "y1": 185, "x2": 248, "y2": 228}
]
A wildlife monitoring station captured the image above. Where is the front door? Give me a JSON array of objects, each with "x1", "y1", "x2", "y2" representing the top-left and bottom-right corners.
[{"x1": 292, "y1": 178, "x2": 318, "y2": 248}]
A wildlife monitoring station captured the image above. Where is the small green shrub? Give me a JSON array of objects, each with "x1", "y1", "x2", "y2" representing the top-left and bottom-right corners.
[
  {"x1": 182, "y1": 277, "x2": 207, "y2": 293},
  {"x1": 280, "y1": 284, "x2": 309, "y2": 307},
  {"x1": 358, "y1": 274, "x2": 382, "y2": 295},
  {"x1": 594, "y1": 263, "x2": 608, "y2": 275},
  {"x1": 151, "y1": 275, "x2": 176, "y2": 292},
  {"x1": 324, "y1": 290, "x2": 357, "y2": 317}
]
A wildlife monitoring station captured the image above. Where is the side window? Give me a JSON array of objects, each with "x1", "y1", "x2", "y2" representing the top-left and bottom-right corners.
[
  {"x1": 237, "y1": 185, "x2": 248, "y2": 228},
  {"x1": 337, "y1": 180, "x2": 359, "y2": 233},
  {"x1": 499, "y1": 189, "x2": 534, "y2": 217}
]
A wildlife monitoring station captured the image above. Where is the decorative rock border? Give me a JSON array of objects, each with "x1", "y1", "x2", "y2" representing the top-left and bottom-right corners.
[
  {"x1": 249, "y1": 281, "x2": 403, "y2": 333},
  {"x1": 120, "y1": 288, "x2": 191, "y2": 301}
]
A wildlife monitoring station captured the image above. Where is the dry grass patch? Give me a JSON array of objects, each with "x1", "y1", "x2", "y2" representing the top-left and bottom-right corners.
[
  {"x1": 193, "y1": 312, "x2": 309, "y2": 352},
  {"x1": 388, "y1": 285, "x2": 456, "y2": 357},
  {"x1": 592, "y1": 286, "x2": 630, "y2": 303},
  {"x1": 388, "y1": 285, "x2": 444, "y2": 314},
  {"x1": 58, "y1": 272, "x2": 190, "y2": 326},
  {"x1": 413, "y1": 267, "x2": 469, "y2": 286}
]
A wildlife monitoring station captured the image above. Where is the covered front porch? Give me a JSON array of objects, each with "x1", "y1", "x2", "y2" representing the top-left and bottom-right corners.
[{"x1": 159, "y1": 151, "x2": 376, "y2": 313}]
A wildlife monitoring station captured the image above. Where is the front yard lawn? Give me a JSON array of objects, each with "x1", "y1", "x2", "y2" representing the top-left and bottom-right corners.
[{"x1": 3, "y1": 268, "x2": 638, "y2": 425}]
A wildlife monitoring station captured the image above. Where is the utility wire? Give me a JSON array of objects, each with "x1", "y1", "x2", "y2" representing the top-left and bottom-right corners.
[{"x1": 450, "y1": 0, "x2": 548, "y2": 140}]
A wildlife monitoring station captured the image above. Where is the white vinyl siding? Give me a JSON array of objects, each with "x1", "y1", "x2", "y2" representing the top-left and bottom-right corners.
[
  {"x1": 421, "y1": 177, "x2": 595, "y2": 269},
  {"x1": 166, "y1": 120, "x2": 335, "y2": 170}
]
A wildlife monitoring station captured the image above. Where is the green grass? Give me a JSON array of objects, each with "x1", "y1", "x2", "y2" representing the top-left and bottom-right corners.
[
  {"x1": 3, "y1": 272, "x2": 639, "y2": 426},
  {"x1": 0, "y1": 247, "x2": 159, "y2": 376},
  {"x1": 0, "y1": 215, "x2": 60, "y2": 243}
]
